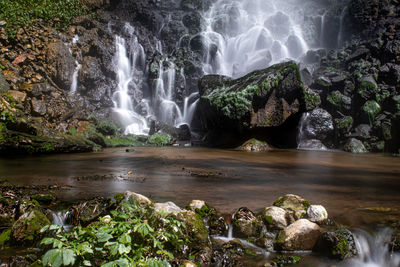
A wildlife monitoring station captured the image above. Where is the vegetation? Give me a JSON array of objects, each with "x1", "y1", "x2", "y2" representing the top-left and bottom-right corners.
[
  {"x1": 0, "y1": 0, "x2": 88, "y2": 38},
  {"x1": 40, "y1": 197, "x2": 188, "y2": 267},
  {"x1": 148, "y1": 133, "x2": 172, "y2": 146}
]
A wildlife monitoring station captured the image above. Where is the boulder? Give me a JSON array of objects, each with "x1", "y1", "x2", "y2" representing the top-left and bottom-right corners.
[
  {"x1": 276, "y1": 219, "x2": 321, "y2": 251},
  {"x1": 273, "y1": 194, "x2": 310, "y2": 220},
  {"x1": 8, "y1": 90, "x2": 26, "y2": 103},
  {"x1": 0, "y1": 72, "x2": 9, "y2": 93},
  {"x1": 262, "y1": 206, "x2": 288, "y2": 230},
  {"x1": 301, "y1": 108, "x2": 334, "y2": 142},
  {"x1": 31, "y1": 98, "x2": 47, "y2": 116},
  {"x1": 199, "y1": 61, "x2": 304, "y2": 128},
  {"x1": 69, "y1": 198, "x2": 111, "y2": 225},
  {"x1": 306, "y1": 205, "x2": 328, "y2": 224},
  {"x1": 314, "y1": 228, "x2": 357, "y2": 260},
  {"x1": 239, "y1": 139, "x2": 272, "y2": 152},
  {"x1": 154, "y1": 201, "x2": 183, "y2": 215},
  {"x1": 187, "y1": 200, "x2": 207, "y2": 211},
  {"x1": 11, "y1": 209, "x2": 50, "y2": 245},
  {"x1": 344, "y1": 138, "x2": 367, "y2": 153},
  {"x1": 124, "y1": 191, "x2": 152, "y2": 205},
  {"x1": 187, "y1": 200, "x2": 227, "y2": 236},
  {"x1": 232, "y1": 207, "x2": 263, "y2": 238},
  {"x1": 298, "y1": 139, "x2": 328, "y2": 151}
]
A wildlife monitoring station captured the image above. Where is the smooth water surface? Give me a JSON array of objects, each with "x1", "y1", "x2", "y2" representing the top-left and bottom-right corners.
[{"x1": 1, "y1": 147, "x2": 399, "y2": 227}]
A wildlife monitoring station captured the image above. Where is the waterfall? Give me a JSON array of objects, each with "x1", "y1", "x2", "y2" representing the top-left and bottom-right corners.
[
  {"x1": 112, "y1": 27, "x2": 149, "y2": 135},
  {"x1": 70, "y1": 61, "x2": 81, "y2": 94},
  {"x1": 51, "y1": 210, "x2": 72, "y2": 231},
  {"x1": 343, "y1": 229, "x2": 400, "y2": 267},
  {"x1": 201, "y1": 0, "x2": 311, "y2": 78}
]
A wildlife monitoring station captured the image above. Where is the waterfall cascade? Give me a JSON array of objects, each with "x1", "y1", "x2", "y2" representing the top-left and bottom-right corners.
[{"x1": 108, "y1": 0, "x2": 350, "y2": 136}]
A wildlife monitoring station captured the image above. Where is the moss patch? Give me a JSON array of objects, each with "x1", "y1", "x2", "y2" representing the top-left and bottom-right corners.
[{"x1": 148, "y1": 133, "x2": 172, "y2": 146}]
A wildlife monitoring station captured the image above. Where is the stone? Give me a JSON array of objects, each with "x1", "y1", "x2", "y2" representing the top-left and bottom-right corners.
[
  {"x1": 314, "y1": 228, "x2": 357, "y2": 260},
  {"x1": 262, "y1": 206, "x2": 288, "y2": 230},
  {"x1": 276, "y1": 219, "x2": 321, "y2": 251},
  {"x1": 344, "y1": 138, "x2": 367, "y2": 153},
  {"x1": 232, "y1": 207, "x2": 263, "y2": 238},
  {"x1": 359, "y1": 75, "x2": 379, "y2": 100},
  {"x1": 8, "y1": 90, "x2": 26, "y2": 103},
  {"x1": 154, "y1": 201, "x2": 183, "y2": 215},
  {"x1": 0, "y1": 72, "x2": 10, "y2": 93},
  {"x1": 301, "y1": 108, "x2": 334, "y2": 142},
  {"x1": 239, "y1": 139, "x2": 272, "y2": 152},
  {"x1": 273, "y1": 194, "x2": 310, "y2": 220},
  {"x1": 69, "y1": 198, "x2": 111, "y2": 225},
  {"x1": 11, "y1": 209, "x2": 50, "y2": 245},
  {"x1": 306, "y1": 205, "x2": 328, "y2": 224},
  {"x1": 298, "y1": 139, "x2": 328, "y2": 151},
  {"x1": 177, "y1": 210, "x2": 210, "y2": 247},
  {"x1": 31, "y1": 83, "x2": 54, "y2": 97},
  {"x1": 31, "y1": 98, "x2": 47, "y2": 116},
  {"x1": 124, "y1": 191, "x2": 152, "y2": 205},
  {"x1": 46, "y1": 40, "x2": 75, "y2": 90},
  {"x1": 188, "y1": 200, "x2": 207, "y2": 211}
]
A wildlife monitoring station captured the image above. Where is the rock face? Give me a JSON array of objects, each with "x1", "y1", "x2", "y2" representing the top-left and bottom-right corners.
[
  {"x1": 276, "y1": 219, "x2": 321, "y2": 251},
  {"x1": 199, "y1": 61, "x2": 306, "y2": 147}
]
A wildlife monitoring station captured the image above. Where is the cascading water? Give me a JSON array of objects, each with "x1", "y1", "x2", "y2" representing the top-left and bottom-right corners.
[
  {"x1": 342, "y1": 229, "x2": 400, "y2": 267},
  {"x1": 112, "y1": 25, "x2": 150, "y2": 135}
]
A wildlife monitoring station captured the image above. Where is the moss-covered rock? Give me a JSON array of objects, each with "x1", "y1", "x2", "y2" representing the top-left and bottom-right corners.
[
  {"x1": 273, "y1": 194, "x2": 310, "y2": 220},
  {"x1": 11, "y1": 209, "x2": 50, "y2": 245},
  {"x1": 314, "y1": 228, "x2": 357, "y2": 260},
  {"x1": 232, "y1": 207, "x2": 263, "y2": 238},
  {"x1": 363, "y1": 100, "x2": 381, "y2": 122},
  {"x1": 359, "y1": 76, "x2": 379, "y2": 99},
  {"x1": 32, "y1": 194, "x2": 55, "y2": 205},
  {"x1": 276, "y1": 219, "x2": 321, "y2": 251},
  {"x1": 344, "y1": 138, "x2": 368, "y2": 153},
  {"x1": 238, "y1": 138, "x2": 272, "y2": 152}
]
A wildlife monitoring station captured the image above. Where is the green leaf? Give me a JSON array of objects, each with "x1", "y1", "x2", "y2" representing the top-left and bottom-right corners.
[
  {"x1": 118, "y1": 243, "x2": 131, "y2": 255},
  {"x1": 43, "y1": 249, "x2": 63, "y2": 267},
  {"x1": 41, "y1": 238, "x2": 55, "y2": 246},
  {"x1": 96, "y1": 232, "x2": 113, "y2": 243},
  {"x1": 62, "y1": 249, "x2": 76, "y2": 266},
  {"x1": 83, "y1": 260, "x2": 92, "y2": 266},
  {"x1": 40, "y1": 225, "x2": 50, "y2": 233},
  {"x1": 118, "y1": 233, "x2": 131, "y2": 244}
]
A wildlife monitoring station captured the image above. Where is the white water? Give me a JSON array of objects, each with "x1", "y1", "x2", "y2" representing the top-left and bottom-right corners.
[
  {"x1": 343, "y1": 229, "x2": 400, "y2": 267},
  {"x1": 51, "y1": 211, "x2": 72, "y2": 232},
  {"x1": 69, "y1": 61, "x2": 81, "y2": 94},
  {"x1": 112, "y1": 26, "x2": 150, "y2": 135}
]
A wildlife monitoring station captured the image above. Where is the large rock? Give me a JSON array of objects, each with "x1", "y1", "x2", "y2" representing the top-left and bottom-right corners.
[
  {"x1": 154, "y1": 201, "x2": 183, "y2": 215},
  {"x1": 300, "y1": 108, "x2": 334, "y2": 142},
  {"x1": 273, "y1": 194, "x2": 310, "y2": 220},
  {"x1": 124, "y1": 191, "x2": 152, "y2": 205},
  {"x1": 11, "y1": 209, "x2": 50, "y2": 245},
  {"x1": 0, "y1": 72, "x2": 9, "y2": 93},
  {"x1": 199, "y1": 61, "x2": 305, "y2": 128},
  {"x1": 46, "y1": 40, "x2": 76, "y2": 90},
  {"x1": 276, "y1": 219, "x2": 321, "y2": 251},
  {"x1": 344, "y1": 138, "x2": 368, "y2": 153}
]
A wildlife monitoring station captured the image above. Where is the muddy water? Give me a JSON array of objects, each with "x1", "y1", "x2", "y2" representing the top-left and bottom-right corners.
[{"x1": 1, "y1": 147, "x2": 400, "y2": 226}]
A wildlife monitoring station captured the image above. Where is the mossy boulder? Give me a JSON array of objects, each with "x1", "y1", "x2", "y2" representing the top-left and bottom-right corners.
[
  {"x1": 359, "y1": 76, "x2": 379, "y2": 100},
  {"x1": 276, "y1": 219, "x2": 321, "y2": 251},
  {"x1": 187, "y1": 200, "x2": 227, "y2": 236},
  {"x1": 198, "y1": 61, "x2": 305, "y2": 136},
  {"x1": 314, "y1": 228, "x2": 357, "y2": 260},
  {"x1": 232, "y1": 207, "x2": 263, "y2": 238},
  {"x1": 11, "y1": 209, "x2": 50, "y2": 245},
  {"x1": 273, "y1": 194, "x2": 310, "y2": 220},
  {"x1": 238, "y1": 138, "x2": 272, "y2": 152},
  {"x1": 32, "y1": 194, "x2": 55, "y2": 205},
  {"x1": 68, "y1": 197, "x2": 112, "y2": 226},
  {"x1": 344, "y1": 138, "x2": 368, "y2": 153}
]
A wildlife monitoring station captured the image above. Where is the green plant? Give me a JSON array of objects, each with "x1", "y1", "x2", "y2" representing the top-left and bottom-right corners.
[
  {"x1": 40, "y1": 198, "x2": 187, "y2": 266},
  {"x1": 148, "y1": 133, "x2": 172, "y2": 146},
  {"x1": 0, "y1": 0, "x2": 88, "y2": 38}
]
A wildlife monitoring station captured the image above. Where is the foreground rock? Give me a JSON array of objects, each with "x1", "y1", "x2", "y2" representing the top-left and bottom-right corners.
[
  {"x1": 314, "y1": 228, "x2": 357, "y2": 259},
  {"x1": 273, "y1": 194, "x2": 310, "y2": 220},
  {"x1": 276, "y1": 219, "x2": 321, "y2": 251}
]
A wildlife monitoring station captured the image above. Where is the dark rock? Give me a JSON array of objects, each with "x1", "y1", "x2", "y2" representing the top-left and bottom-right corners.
[
  {"x1": 68, "y1": 197, "x2": 112, "y2": 226},
  {"x1": 344, "y1": 138, "x2": 368, "y2": 153},
  {"x1": 79, "y1": 56, "x2": 103, "y2": 89},
  {"x1": 182, "y1": 12, "x2": 202, "y2": 35},
  {"x1": 346, "y1": 47, "x2": 370, "y2": 63},
  {"x1": 177, "y1": 123, "x2": 191, "y2": 141},
  {"x1": 31, "y1": 98, "x2": 47, "y2": 116},
  {"x1": 211, "y1": 239, "x2": 245, "y2": 266},
  {"x1": 301, "y1": 108, "x2": 334, "y2": 142},
  {"x1": 298, "y1": 139, "x2": 328, "y2": 151},
  {"x1": 232, "y1": 207, "x2": 263, "y2": 238},
  {"x1": 11, "y1": 209, "x2": 50, "y2": 245},
  {"x1": 314, "y1": 228, "x2": 357, "y2": 260},
  {"x1": 0, "y1": 72, "x2": 10, "y2": 93},
  {"x1": 31, "y1": 83, "x2": 54, "y2": 97}
]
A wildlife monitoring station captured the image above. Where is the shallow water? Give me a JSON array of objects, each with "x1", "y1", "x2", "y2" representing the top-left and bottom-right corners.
[{"x1": 1, "y1": 147, "x2": 399, "y2": 227}]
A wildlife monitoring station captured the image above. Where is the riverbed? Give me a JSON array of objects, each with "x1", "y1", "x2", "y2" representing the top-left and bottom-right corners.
[{"x1": 1, "y1": 147, "x2": 399, "y2": 228}]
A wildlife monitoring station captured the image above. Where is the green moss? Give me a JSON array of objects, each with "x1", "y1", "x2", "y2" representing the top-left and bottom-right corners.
[
  {"x1": 148, "y1": 133, "x2": 172, "y2": 146},
  {"x1": 360, "y1": 80, "x2": 378, "y2": 99},
  {"x1": 0, "y1": 229, "x2": 11, "y2": 248},
  {"x1": 333, "y1": 236, "x2": 348, "y2": 257},
  {"x1": 335, "y1": 116, "x2": 353, "y2": 130},
  {"x1": 40, "y1": 143, "x2": 55, "y2": 153},
  {"x1": 113, "y1": 193, "x2": 124, "y2": 204},
  {"x1": 303, "y1": 87, "x2": 321, "y2": 110},
  {"x1": 302, "y1": 200, "x2": 311, "y2": 208},
  {"x1": 264, "y1": 215, "x2": 273, "y2": 225},
  {"x1": 327, "y1": 91, "x2": 344, "y2": 107},
  {"x1": 32, "y1": 194, "x2": 54, "y2": 205},
  {"x1": 11, "y1": 209, "x2": 51, "y2": 244},
  {"x1": 95, "y1": 120, "x2": 120, "y2": 136},
  {"x1": 363, "y1": 100, "x2": 381, "y2": 124},
  {"x1": 0, "y1": 0, "x2": 89, "y2": 38}
]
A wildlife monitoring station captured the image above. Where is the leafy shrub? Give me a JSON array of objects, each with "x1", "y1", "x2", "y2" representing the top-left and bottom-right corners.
[
  {"x1": 40, "y1": 198, "x2": 188, "y2": 266},
  {"x1": 0, "y1": 0, "x2": 88, "y2": 38},
  {"x1": 148, "y1": 133, "x2": 172, "y2": 146}
]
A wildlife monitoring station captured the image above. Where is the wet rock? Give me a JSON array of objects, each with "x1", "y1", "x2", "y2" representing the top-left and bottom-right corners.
[
  {"x1": 232, "y1": 207, "x2": 263, "y2": 238},
  {"x1": 211, "y1": 238, "x2": 245, "y2": 266},
  {"x1": 31, "y1": 83, "x2": 54, "y2": 97},
  {"x1": 187, "y1": 200, "x2": 227, "y2": 236},
  {"x1": 359, "y1": 75, "x2": 379, "y2": 100},
  {"x1": 301, "y1": 108, "x2": 334, "y2": 143},
  {"x1": 298, "y1": 139, "x2": 328, "y2": 150},
  {"x1": 344, "y1": 138, "x2": 368, "y2": 153},
  {"x1": 79, "y1": 56, "x2": 103, "y2": 89},
  {"x1": 32, "y1": 194, "x2": 54, "y2": 205},
  {"x1": 239, "y1": 139, "x2": 272, "y2": 152},
  {"x1": 262, "y1": 206, "x2": 288, "y2": 230},
  {"x1": 69, "y1": 197, "x2": 112, "y2": 225},
  {"x1": 154, "y1": 201, "x2": 183, "y2": 215},
  {"x1": 306, "y1": 205, "x2": 328, "y2": 224},
  {"x1": 314, "y1": 228, "x2": 357, "y2": 260},
  {"x1": 8, "y1": 90, "x2": 26, "y2": 103},
  {"x1": 11, "y1": 209, "x2": 50, "y2": 245},
  {"x1": 178, "y1": 210, "x2": 210, "y2": 250},
  {"x1": 177, "y1": 123, "x2": 191, "y2": 141},
  {"x1": 188, "y1": 200, "x2": 207, "y2": 211},
  {"x1": 273, "y1": 194, "x2": 311, "y2": 220},
  {"x1": 124, "y1": 191, "x2": 152, "y2": 205},
  {"x1": 276, "y1": 219, "x2": 321, "y2": 251}
]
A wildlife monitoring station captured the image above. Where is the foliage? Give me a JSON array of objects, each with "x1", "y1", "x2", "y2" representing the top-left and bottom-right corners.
[
  {"x1": 40, "y1": 198, "x2": 188, "y2": 266},
  {"x1": 148, "y1": 133, "x2": 172, "y2": 146},
  {"x1": 0, "y1": 0, "x2": 88, "y2": 38},
  {"x1": 95, "y1": 120, "x2": 121, "y2": 136}
]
